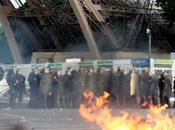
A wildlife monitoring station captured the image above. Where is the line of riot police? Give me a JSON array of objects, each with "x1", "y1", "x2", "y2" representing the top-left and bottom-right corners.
[
  {"x1": 28, "y1": 68, "x2": 59, "y2": 108},
  {"x1": 7, "y1": 69, "x2": 26, "y2": 108},
  {"x1": 5, "y1": 66, "x2": 175, "y2": 108}
]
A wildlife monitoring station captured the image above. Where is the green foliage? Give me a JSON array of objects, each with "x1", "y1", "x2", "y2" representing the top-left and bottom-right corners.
[{"x1": 156, "y1": 0, "x2": 175, "y2": 23}]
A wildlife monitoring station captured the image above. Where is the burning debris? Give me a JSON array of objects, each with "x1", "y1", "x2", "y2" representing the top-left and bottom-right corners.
[{"x1": 80, "y1": 91, "x2": 175, "y2": 130}]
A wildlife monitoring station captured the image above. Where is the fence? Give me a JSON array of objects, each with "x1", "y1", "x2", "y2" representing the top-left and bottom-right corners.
[{"x1": 0, "y1": 58, "x2": 175, "y2": 81}]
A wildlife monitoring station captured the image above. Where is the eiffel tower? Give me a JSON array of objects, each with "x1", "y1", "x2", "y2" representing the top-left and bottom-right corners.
[{"x1": 0, "y1": 0, "x2": 162, "y2": 63}]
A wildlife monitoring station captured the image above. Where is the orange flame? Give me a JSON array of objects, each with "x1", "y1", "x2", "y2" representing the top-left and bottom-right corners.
[{"x1": 79, "y1": 91, "x2": 175, "y2": 130}]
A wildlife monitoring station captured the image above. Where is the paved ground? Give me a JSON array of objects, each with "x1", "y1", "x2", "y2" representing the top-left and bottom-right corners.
[
  {"x1": 0, "y1": 108, "x2": 99, "y2": 130},
  {"x1": 0, "y1": 108, "x2": 175, "y2": 130}
]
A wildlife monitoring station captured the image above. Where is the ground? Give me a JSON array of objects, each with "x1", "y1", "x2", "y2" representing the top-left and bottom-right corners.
[
  {"x1": 0, "y1": 108, "x2": 98, "y2": 130},
  {"x1": 0, "y1": 108, "x2": 175, "y2": 130}
]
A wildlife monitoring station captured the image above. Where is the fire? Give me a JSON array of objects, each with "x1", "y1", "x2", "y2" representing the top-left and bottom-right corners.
[{"x1": 79, "y1": 91, "x2": 175, "y2": 130}]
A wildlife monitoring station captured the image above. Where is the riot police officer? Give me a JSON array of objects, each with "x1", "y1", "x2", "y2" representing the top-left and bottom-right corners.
[
  {"x1": 28, "y1": 68, "x2": 40, "y2": 108},
  {"x1": 47, "y1": 69, "x2": 59, "y2": 108},
  {"x1": 158, "y1": 73, "x2": 165, "y2": 105},
  {"x1": 7, "y1": 69, "x2": 15, "y2": 107},
  {"x1": 63, "y1": 67, "x2": 73, "y2": 108},
  {"x1": 39, "y1": 67, "x2": 52, "y2": 108},
  {"x1": 13, "y1": 69, "x2": 26, "y2": 107}
]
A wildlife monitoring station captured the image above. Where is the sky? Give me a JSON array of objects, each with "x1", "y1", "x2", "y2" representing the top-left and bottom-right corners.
[{"x1": 10, "y1": 0, "x2": 26, "y2": 8}]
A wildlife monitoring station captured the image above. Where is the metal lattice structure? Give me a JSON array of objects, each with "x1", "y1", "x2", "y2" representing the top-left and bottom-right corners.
[{"x1": 0, "y1": 0, "x2": 164, "y2": 63}]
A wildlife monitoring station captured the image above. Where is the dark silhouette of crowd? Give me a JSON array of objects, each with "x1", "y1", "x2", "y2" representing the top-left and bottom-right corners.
[{"x1": 5, "y1": 66, "x2": 175, "y2": 109}]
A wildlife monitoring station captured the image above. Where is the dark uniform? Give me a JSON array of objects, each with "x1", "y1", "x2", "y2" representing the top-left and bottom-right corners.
[
  {"x1": 28, "y1": 70, "x2": 40, "y2": 108},
  {"x1": 13, "y1": 71, "x2": 26, "y2": 106},
  {"x1": 78, "y1": 68, "x2": 87, "y2": 97},
  {"x1": 88, "y1": 69, "x2": 97, "y2": 94},
  {"x1": 152, "y1": 75, "x2": 159, "y2": 105},
  {"x1": 47, "y1": 71, "x2": 59, "y2": 108},
  {"x1": 109, "y1": 69, "x2": 116, "y2": 101},
  {"x1": 173, "y1": 77, "x2": 175, "y2": 107},
  {"x1": 140, "y1": 71, "x2": 152, "y2": 103},
  {"x1": 111, "y1": 68, "x2": 121, "y2": 104},
  {"x1": 122, "y1": 71, "x2": 131, "y2": 106},
  {"x1": 95, "y1": 68, "x2": 106, "y2": 96},
  {"x1": 164, "y1": 74, "x2": 172, "y2": 106},
  {"x1": 71, "y1": 70, "x2": 80, "y2": 108},
  {"x1": 40, "y1": 69, "x2": 52, "y2": 108},
  {"x1": 57, "y1": 73, "x2": 64, "y2": 108},
  {"x1": 76, "y1": 69, "x2": 86, "y2": 104},
  {"x1": 7, "y1": 69, "x2": 15, "y2": 107},
  {"x1": 63, "y1": 70, "x2": 73, "y2": 108},
  {"x1": 118, "y1": 71, "x2": 125, "y2": 105},
  {"x1": 158, "y1": 73, "x2": 165, "y2": 104}
]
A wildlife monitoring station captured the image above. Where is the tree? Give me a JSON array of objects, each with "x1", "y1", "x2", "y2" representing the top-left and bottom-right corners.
[{"x1": 156, "y1": 0, "x2": 175, "y2": 24}]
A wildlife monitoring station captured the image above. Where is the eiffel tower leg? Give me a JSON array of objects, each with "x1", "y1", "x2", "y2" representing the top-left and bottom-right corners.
[
  {"x1": 0, "y1": 5, "x2": 23, "y2": 63},
  {"x1": 69, "y1": 0, "x2": 101, "y2": 59}
]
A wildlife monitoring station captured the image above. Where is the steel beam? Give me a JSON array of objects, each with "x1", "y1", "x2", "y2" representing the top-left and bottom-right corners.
[
  {"x1": 83, "y1": 0, "x2": 121, "y2": 48},
  {"x1": 0, "y1": 5, "x2": 23, "y2": 63},
  {"x1": 69, "y1": 0, "x2": 101, "y2": 59}
]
